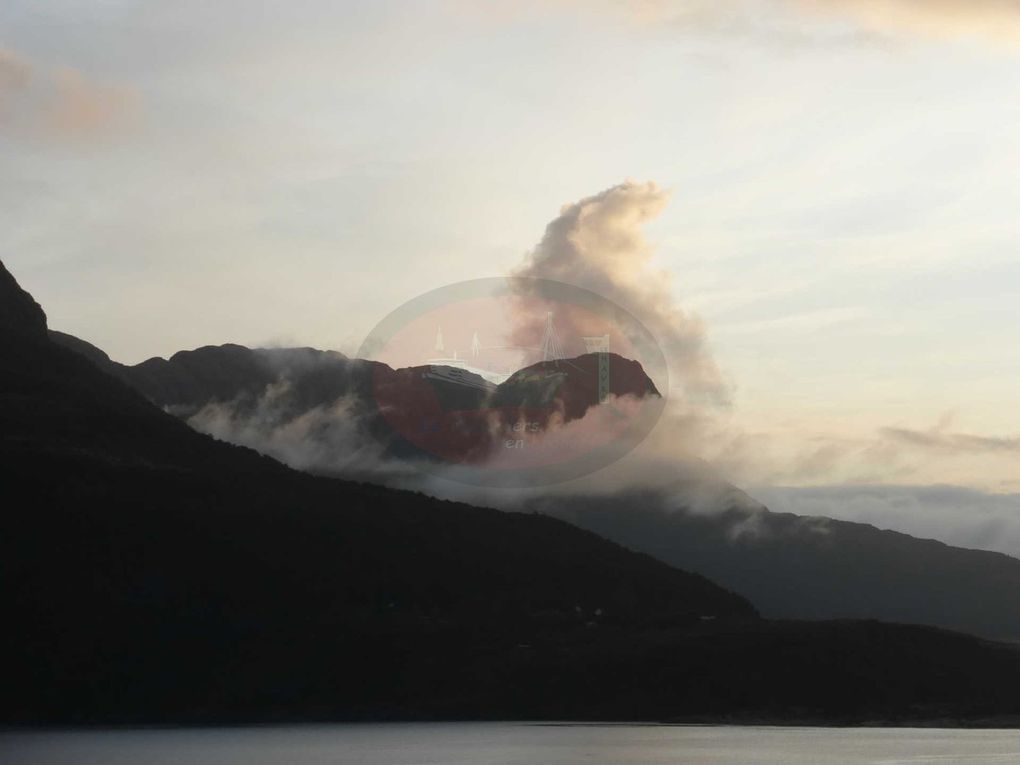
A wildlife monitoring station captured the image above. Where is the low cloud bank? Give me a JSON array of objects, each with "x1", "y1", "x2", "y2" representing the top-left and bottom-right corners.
[{"x1": 188, "y1": 384, "x2": 390, "y2": 476}]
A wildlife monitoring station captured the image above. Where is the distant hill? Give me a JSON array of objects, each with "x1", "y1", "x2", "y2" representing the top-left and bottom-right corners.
[
  {"x1": 9, "y1": 260, "x2": 1020, "y2": 726},
  {"x1": 529, "y1": 489, "x2": 1020, "y2": 642}
]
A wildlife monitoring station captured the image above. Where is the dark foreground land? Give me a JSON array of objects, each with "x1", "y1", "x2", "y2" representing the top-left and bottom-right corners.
[
  {"x1": 48, "y1": 308, "x2": 1020, "y2": 644},
  {"x1": 3, "y1": 260, "x2": 1020, "y2": 727}
]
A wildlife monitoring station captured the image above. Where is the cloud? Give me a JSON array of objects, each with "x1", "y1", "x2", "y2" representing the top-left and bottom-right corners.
[
  {"x1": 45, "y1": 67, "x2": 132, "y2": 139},
  {"x1": 120, "y1": 175, "x2": 1018, "y2": 506},
  {"x1": 526, "y1": 0, "x2": 1020, "y2": 46},
  {"x1": 0, "y1": 48, "x2": 33, "y2": 120},
  {"x1": 187, "y1": 381, "x2": 403, "y2": 478},
  {"x1": 512, "y1": 180, "x2": 730, "y2": 406},
  {"x1": 788, "y1": 0, "x2": 1020, "y2": 43},
  {"x1": 0, "y1": 49, "x2": 31, "y2": 91},
  {"x1": 700, "y1": 414, "x2": 1020, "y2": 492},
  {"x1": 0, "y1": 47, "x2": 132, "y2": 141},
  {"x1": 160, "y1": 180, "x2": 736, "y2": 500},
  {"x1": 880, "y1": 425, "x2": 1020, "y2": 453},
  {"x1": 162, "y1": 178, "x2": 1020, "y2": 502}
]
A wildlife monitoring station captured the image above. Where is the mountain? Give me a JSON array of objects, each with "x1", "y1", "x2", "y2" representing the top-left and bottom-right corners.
[
  {"x1": 1, "y1": 263, "x2": 754, "y2": 724},
  {"x1": 9, "y1": 260, "x2": 1020, "y2": 726},
  {"x1": 49, "y1": 333, "x2": 662, "y2": 466},
  {"x1": 46, "y1": 334, "x2": 362, "y2": 422},
  {"x1": 529, "y1": 488, "x2": 1020, "y2": 642},
  {"x1": 491, "y1": 353, "x2": 660, "y2": 419},
  {"x1": 50, "y1": 336, "x2": 660, "y2": 422},
  {"x1": 58, "y1": 332, "x2": 1020, "y2": 643},
  {"x1": 0, "y1": 263, "x2": 47, "y2": 340}
]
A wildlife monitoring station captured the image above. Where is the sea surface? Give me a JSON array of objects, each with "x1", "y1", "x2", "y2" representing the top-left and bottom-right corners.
[{"x1": 3, "y1": 723, "x2": 1020, "y2": 764}]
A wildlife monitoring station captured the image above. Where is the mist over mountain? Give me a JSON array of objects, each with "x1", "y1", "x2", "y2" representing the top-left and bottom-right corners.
[
  {"x1": 49, "y1": 331, "x2": 662, "y2": 478},
  {"x1": 48, "y1": 325, "x2": 1020, "y2": 644},
  {"x1": 10, "y1": 258, "x2": 1020, "y2": 725},
  {"x1": 2, "y1": 261, "x2": 753, "y2": 723},
  {"x1": 528, "y1": 489, "x2": 1020, "y2": 642}
]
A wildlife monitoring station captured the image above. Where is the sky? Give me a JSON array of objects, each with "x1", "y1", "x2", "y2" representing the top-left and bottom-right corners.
[{"x1": 2, "y1": 1, "x2": 1019, "y2": 521}]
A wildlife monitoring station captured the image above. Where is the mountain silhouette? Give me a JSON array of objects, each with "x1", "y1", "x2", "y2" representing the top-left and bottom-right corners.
[
  {"x1": 49, "y1": 333, "x2": 662, "y2": 466},
  {"x1": 531, "y1": 488, "x2": 1020, "y2": 642},
  {"x1": 9, "y1": 260, "x2": 1020, "y2": 726},
  {"x1": 54, "y1": 331, "x2": 1020, "y2": 643}
]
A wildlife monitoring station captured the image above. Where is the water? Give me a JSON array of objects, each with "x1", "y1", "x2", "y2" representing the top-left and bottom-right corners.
[{"x1": 3, "y1": 723, "x2": 1020, "y2": 764}]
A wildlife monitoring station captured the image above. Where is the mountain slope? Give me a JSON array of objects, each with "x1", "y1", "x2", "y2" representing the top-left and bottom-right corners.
[
  {"x1": 61, "y1": 331, "x2": 1020, "y2": 643},
  {"x1": 8, "y1": 260, "x2": 1020, "y2": 725},
  {"x1": 49, "y1": 325, "x2": 1020, "y2": 640},
  {"x1": 0, "y1": 264, "x2": 47, "y2": 340},
  {"x1": 529, "y1": 488, "x2": 1020, "y2": 642},
  {"x1": 0, "y1": 262, "x2": 749, "y2": 723},
  {"x1": 49, "y1": 327, "x2": 1020, "y2": 642}
]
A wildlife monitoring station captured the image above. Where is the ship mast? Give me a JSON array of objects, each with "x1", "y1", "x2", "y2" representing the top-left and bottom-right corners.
[{"x1": 539, "y1": 312, "x2": 562, "y2": 362}]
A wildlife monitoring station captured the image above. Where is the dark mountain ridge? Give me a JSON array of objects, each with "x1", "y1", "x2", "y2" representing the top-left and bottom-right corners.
[
  {"x1": 531, "y1": 491, "x2": 1020, "y2": 642},
  {"x1": 49, "y1": 332, "x2": 662, "y2": 466},
  {"x1": 0, "y1": 262, "x2": 47, "y2": 340},
  {"x1": 55, "y1": 330, "x2": 1020, "y2": 643},
  {"x1": 50, "y1": 334, "x2": 659, "y2": 419},
  {"x1": 8, "y1": 260, "x2": 1020, "y2": 725},
  {"x1": 2, "y1": 263, "x2": 752, "y2": 723}
]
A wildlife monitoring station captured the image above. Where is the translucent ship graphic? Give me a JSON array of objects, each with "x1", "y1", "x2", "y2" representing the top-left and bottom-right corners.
[{"x1": 422, "y1": 314, "x2": 579, "y2": 410}]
